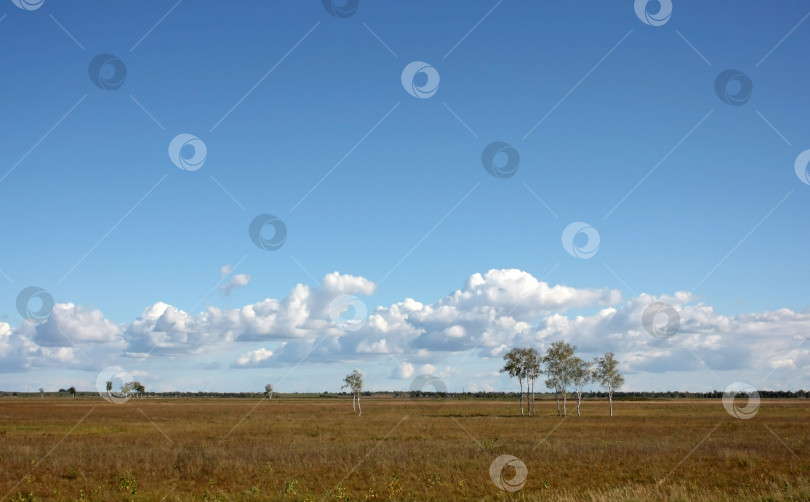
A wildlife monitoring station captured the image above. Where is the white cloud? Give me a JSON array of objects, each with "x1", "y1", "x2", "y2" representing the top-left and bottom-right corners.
[
  {"x1": 0, "y1": 269, "x2": 808, "y2": 391},
  {"x1": 32, "y1": 303, "x2": 120, "y2": 347},
  {"x1": 393, "y1": 361, "x2": 414, "y2": 379},
  {"x1": 234, "y1": 347, "x2": 274, "y2": 367},
  {"x1": 220, "y1": 273, "x2": 251, "y2": 295}
]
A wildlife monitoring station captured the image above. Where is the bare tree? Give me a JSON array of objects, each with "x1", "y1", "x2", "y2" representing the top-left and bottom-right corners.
[
  {"x1": 593, "y1": 352, "x2": 624, "y2": 417},
  {"x1": 265, "y1": 384, "x2": 274, "y2": 399},
  {"x1": 501, "y1": 348, "x2": 526, "y2": 416},
  {"x1": 342, "y1": 370, "x2": 363, "y2": 416},
  {"x1": 544, "y1": 341, "x2": 575, "y2": 416},
  {"x1": 570, "y1": 356, "x2": 593, "y2": 417}
]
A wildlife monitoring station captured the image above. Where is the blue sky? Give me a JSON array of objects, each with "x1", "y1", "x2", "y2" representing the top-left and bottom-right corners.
[{"x1": 1, "y1": 1, "x2": 809, "y2": 394}]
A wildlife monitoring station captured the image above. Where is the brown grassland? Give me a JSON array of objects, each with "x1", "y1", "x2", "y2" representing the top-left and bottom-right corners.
[{"x1": 0, "y1": 396, "x2": 808, "y2": 501}]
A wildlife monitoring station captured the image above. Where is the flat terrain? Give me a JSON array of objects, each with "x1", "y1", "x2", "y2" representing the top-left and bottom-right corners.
[{"x1": 0, "y1": 397, "x2": 807, "y2": 501}]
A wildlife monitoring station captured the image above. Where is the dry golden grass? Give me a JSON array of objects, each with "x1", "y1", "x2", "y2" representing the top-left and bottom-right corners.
[{"x1": 0, "y1": 397, "x2": 808, "y2": 501}]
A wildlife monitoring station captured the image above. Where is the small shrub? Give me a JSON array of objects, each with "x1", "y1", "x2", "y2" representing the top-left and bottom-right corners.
[{"x1": 117, "y1": 471, "x2": 137, "y2": 495}]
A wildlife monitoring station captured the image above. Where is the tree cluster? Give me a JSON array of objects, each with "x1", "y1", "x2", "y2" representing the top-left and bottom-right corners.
[{"x1": 501, "y1": 343, "x2": 625, "y2": 417}]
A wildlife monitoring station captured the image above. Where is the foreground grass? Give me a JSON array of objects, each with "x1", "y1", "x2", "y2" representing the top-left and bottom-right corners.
[{"x1": 0, "y1": 397, "x2": 807, "y2": 501}]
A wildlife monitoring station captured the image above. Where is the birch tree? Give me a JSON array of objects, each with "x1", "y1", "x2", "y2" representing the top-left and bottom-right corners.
[
  {"x1": 501, "y1": 348, "x2": 526, "y2": 416},
  {"x1": 544, "y1": 341, "x2": 575, "y2": 416},
  {"x1": 265, "y1": 384, "x2": 274, "y2": 399},
  {"x1": 524, "y1": 348, "x2": 542, "y2": 417},
  {"x1": 570, "y1": 356, "x2": 593, "y2": 417},
  {"x1": 106, "y1": 381, "x2": 113, "y2": 400},
  {"x1": 593, "y1": 352, "x2": 624, "y2": 417},
  {"x1": 342, "y1": 369, "x2": 363, "y2": 416}
]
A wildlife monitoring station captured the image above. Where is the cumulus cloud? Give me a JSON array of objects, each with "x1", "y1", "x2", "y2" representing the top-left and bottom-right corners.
[
  {"x1": 31, "y1": 303, "x2": 121, "y2": 347},
  {"x1": 234, "y1": 347, "x2": 275, "y2": 367},
  {"x1": 393, "y1": 361, "x2": 414, "y2": 379},
  {"x1": 220, "y1": 273, "x2": 251, "y2": 295},
  {"x1": 0, "y1": 269, "x2": 808, "y2": 389}
]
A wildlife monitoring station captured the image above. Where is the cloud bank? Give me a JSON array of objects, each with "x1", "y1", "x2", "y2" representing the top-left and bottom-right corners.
[{"x1": 1, "y1": 270, "x2": 808, "y2": 390}]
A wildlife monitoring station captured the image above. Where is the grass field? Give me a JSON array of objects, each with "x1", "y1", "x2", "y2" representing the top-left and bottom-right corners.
[{"x1": 0, "y1": 397, "x2": 807, "y2": 501}]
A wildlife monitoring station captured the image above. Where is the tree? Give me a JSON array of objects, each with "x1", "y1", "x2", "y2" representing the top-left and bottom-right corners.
[
  {"x1": 106, "y1": 381, "x2": 113, "y2": 399},
  {"x1": 265, "y1": 384, "x2": 274, "y2": 399},
  {"x1": 133, "y1": 382, "x2": 145, "y2": 397},
  {"x1": 68, "y1": 386, "x2": 76, "y2": 399},
  {"x1": 570, "y1": 357, "x2": 593, "y2": 417},
  {"x1": 342, "y1": 370, "x2": 363, "y2": 416},
  {"x1": 593, "y1": 352, "x2": 624, "y2": 417},
  {"x1": 39, "y1": 387, "x2": 44, "y2": 398},
  {"x1": 524, "y1": 348, "x2": 542, "y2": 417},
  {"x1": 501, "y1": 348, "x2": 527, "y2": 416},
  {"x1": 544, "y1": 341, "x2": 575, "y2": 416}
]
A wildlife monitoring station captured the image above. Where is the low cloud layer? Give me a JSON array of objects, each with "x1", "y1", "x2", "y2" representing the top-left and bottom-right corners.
[{"x1": 1, "y1": 269, "x2": 808, "y2": 390}]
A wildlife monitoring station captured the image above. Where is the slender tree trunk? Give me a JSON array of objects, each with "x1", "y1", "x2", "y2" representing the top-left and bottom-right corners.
[
  {"x1": 576, "y1": 391, "x2": 582, "y2": 417},
  {"x1": 357, "y1": 392, "x2": 361, "y2": 416},
  {"x1": 530, "y1": 379, "x2": 535, "y2": 416},
  {"x1": 556, "y1": 393, "x2": 560, "y2": 416},
  {"x1": 352, "y1": 393, "x2": 356, "y2": 412},
  {"x1": 609, "y1": 392, "x2": 613, "y2": 417},
  {"x1": 563, "y1": 392, "x2": 567, "y2": 417},
  {"x1": 519, "y1": 379, "x2": 524, "y2": 416}
]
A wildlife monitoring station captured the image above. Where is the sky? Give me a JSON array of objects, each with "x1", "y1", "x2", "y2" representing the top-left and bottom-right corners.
[{"x1": 1, "y1": 0, "x2": 809, "y2": 394}]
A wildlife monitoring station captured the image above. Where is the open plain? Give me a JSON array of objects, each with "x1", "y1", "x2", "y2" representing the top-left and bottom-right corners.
[{"x1": 0, "y1": 397, "x2": 807, "y2": 501}]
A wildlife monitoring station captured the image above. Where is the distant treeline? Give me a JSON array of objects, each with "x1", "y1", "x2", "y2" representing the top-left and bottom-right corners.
[{"x1": 1, "y1": 389, "x2": 807, "y2": 399}]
